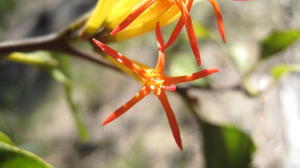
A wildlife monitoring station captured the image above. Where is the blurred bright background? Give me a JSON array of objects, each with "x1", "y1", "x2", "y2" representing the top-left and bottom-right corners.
[{"x1": 1, "y1": 0, "x2": 300, "y2": 168}]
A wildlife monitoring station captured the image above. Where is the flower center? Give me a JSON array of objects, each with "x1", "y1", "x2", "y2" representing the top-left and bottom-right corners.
[{"x1": 144, "y1": 72, "x2": 164, "y2": 95}]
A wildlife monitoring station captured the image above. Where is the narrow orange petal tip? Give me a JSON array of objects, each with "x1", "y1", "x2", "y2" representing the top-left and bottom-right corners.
[
  {"x1": 209, "y1": 68, "x2": 220, "y2": 74},
  {"x1": 195, "y1": 54, "x2": 201, "y2": 66},
  {"x1": 222, "y1": 36, "x2": 227, "y2": 43},
  {"x1": 101, "y1": 117, "x2": 113, "y2": 126},
  {"x1": 110, "y1": 29, "x2": 119, "y2": 36},
  {"x1": 223, "y1": 35, "x2": 227, "y2": 43},
  {"x1": 92, "y1": 38, "x2": 98, "y2": 43},
  {"x1": 176, "y1": 139, "x2": 183, "y2": 151},
  {"x1": 196, "y1": 59, "x2": 201, "y2": 66},
  {"x1": 92, "y1": 38, "x2": 101, "y2": 45},
  {"x1": 92, "y1": 38, "x2": 105, "y2": 49},
  {"x1": 214, "y1": 68, "x2": 220, "y2": 73},
  {"x1": 179, "y1": 144, "x2": 183, "y2": 151}
]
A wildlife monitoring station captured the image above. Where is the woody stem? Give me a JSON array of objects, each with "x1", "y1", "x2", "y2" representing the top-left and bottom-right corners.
[{"x1": 0, "y1": 32, "x2": 118, "y2": 71}]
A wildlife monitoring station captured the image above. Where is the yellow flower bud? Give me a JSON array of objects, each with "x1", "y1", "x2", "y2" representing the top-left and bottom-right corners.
[
  {"x1": 106, "y1": 1, "x2": 181, "y2": 41},
  {"x1": 82, "y1": 0, "x2": 181, "y2": 41},
  {"x1": 82, "y1": 0, "x2": 118, "y2": 35}
]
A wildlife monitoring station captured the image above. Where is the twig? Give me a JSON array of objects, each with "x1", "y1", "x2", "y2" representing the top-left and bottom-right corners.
[
  {"x1": 0, "y1": 33, "x2": 60, "y2": 55},
  {"x1": 176, "y1": 87, "x2": 204, "y2": 126},
  {"x1": 0, "y1": 32, "x2": 119, "y2": 72},
  {"x1": 57, "y1": 42, "x2": 119, "y2": 72}
]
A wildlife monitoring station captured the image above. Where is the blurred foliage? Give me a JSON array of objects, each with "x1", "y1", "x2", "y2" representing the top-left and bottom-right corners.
[
  {"x1": 0, "y1": 0, "x2": 24, "y2": 28},
  {"x1": 202, "y1": 122, "x2": 255, "y2": 168},
  {"x1": 170, "y1": 52, "x2": 210, "y2": 87},
  {"x1": 4, "y1": 51, "x2": 89, "y2": 141},
  {"x1": 0, "y1": 131, "x2": 54, "y2": 168},
  {"x1": 242, "y1": 77, "x2": 259, "y2": 97},
  {"x1": 0, "y1": 63, "x2": 50, "y2": 111},
  {"x1": 192, "y1": 21, "x2": 211, "y2": 40},
  {"x1": 50, "y1": 53, "x2": 90, "y2": 142},
  {"x1": 5, "y1": 52, "x2": 58, "y2": 67},
  {"x1": 230, "y1": 44, "x2": 251, "y2": 75},
  {"x1": 0, "y1": 131, "x2": 13, "y2": 146},
  {"x1": 261, "y1": 30, "x2": 300, "y2": 59},
  {"x1": 271, "y1": 64, "x2": 300, "y2": 80},
  {"x1": 113, "y1": 142, "x2": 150, "y2": 168}
]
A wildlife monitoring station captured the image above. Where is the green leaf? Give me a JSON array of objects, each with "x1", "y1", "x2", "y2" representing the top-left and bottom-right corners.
[
  {"x1": 201, "y1": 121, "x2": 255, "y2": 168},
  {"x1": 5, "y1": 52, "x2": 58, "y2": 67},
  {"x1": 261, "y1": 30, "x2": 300, "y2": 59},
  {"x1": 49, "y1": 54, "x2": 89, "y2": 142},
  {"x1": 0, "y1": 132, "x2": 54, "y2": 168},
  {"x1": 270, "y1": 64, "x2": 300, "y2": 80},
  {"x1": 5, "y1": 50, "x2": 89, "y2": 141},
  {"x1": 0, "y1": 143, "x2": 54, "y2": 168},
  {"x1": 170, "y1": 53, "x2": 210, "y2": 87},
  {"x1": 0, "y1": 131, "x2": 14, "y2": 146}
]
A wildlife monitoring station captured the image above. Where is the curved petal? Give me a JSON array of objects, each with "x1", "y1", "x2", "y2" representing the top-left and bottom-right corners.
[
  {"x1": 207, "y1": 0, "x2": 226, "y2": 42},
  {"x1": 110, "y1": 0, "x2": 156, "y2": 35},
  {"x1": 164, "y1": 68, "x2": 219, "y2": 85},
  {"x1": 109, "y1": 1, "x2": 176, "y2": 42},
  {"x1": 105, "y1": 0, "x2": 142, "y2": 28},
  {"x1": 157, "y1": 91, "x2": 182, "y2": 150},
  {"x1": 155, "y1": 22, "x2": 165, "y2": 51},
  {"x1": 165, "y1": 19, "x2": 184, "y2": 49},
  {"x1": 93, "y1": 39, "x2": 148, "y2": 79},
  {"x1": 102, "y1": 86, "x2": 150, "y2": 126},
  {"x1": 82, "y1": 0, "x2": 117, "y2": 35},
  {"x1": 155, "y1": 22, "x2": 166, "y2": 75},
  {"x1": 165, "y1": 0, "x2": 194, "y2": 48},
  {"x1": 175, "y1": 0, "x2": 201, "y2": 65}
]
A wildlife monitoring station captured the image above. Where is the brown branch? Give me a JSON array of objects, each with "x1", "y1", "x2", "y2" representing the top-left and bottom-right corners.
[
  {"x1": 176, "y1": 87, "x2": 204, "y2": 126},
  {"x1": 0, "y1": 33, "x2": 60, "y2": 55},
  {"x1": 56, "y1": 42, "x2": 119, "y2": 72},
  {"x1": 0, "y1": 32, "x2": 119, "y2": 72}
]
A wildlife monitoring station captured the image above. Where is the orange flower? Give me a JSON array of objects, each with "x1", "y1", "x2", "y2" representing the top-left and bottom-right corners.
[
  {"x1": 110, "y1": 0, "x2": 226, "y2": 65},
  {"x1": 93, "y1": 23, "x2": 219, "y2": 150}
]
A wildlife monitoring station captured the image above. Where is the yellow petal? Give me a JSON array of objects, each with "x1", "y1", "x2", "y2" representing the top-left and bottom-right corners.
[
  {"x1": 112, "y1": 4, "x2": 181, "y2": 41},
  {"x1": 158, "y1": 4, "x2": 181, "y2": 26},
  {"x1": 105, "y1": 0, "x2": 143, "y2": 29},
  {"x1": 82, "y1": 0, "x2": 117, "y2": 35},
  {"x1": 125, "y1": 0, "x2": 173, "y2": 29}
]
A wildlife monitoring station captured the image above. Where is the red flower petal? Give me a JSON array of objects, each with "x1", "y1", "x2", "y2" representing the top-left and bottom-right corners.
[
  {"x1": 102, "y1": 87, "x2": 150, "y2": 126},
  {"x1": 110, "y1": 0, "x2": 156, "y2": 35},
  {"x1": 157, "y1": 91, "x2": 182, "y2": 150},
  {"x1": 155, "y1": 22, "x2": 165, "y2": 51},
  {"x1": 208, "y1": 0, "x2": 226, "y2": 42},
  {"x1": 154, "y1": 22, "x2": 166, "y2": 75},
  {"x1": 164, "y1": 68, "x2": 219, "y2": 85},
  {"x1": 165, "y1": 0, "x2": 194, "y2": 48},
  {"x1": 165, "y1": 18, "x2": 184, "y2": 49},
  {"x1": 93, "y1": 39, "x2": 148, "y2": 79},
  {"x1": 175, "y1": 0, "x2": 201, "y2": 65}
]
